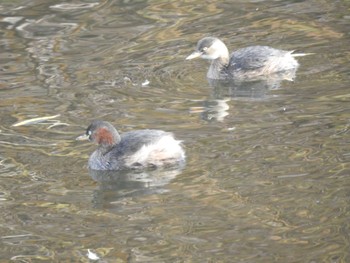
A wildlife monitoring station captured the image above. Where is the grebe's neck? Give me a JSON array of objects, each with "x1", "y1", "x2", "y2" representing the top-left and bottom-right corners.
[
  {"x1": 206, "y1": 39, "x2": 229, "y2": 79},
  {"x1": 208, "y1": 56, "x2": 229, "y2": 79},
  {"x1": 94, "y1": 126, "x2": 121, "y2": 154}
]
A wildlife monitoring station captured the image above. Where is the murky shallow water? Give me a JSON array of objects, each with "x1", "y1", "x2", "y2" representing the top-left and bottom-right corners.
[{"x1": 0, "y1": 0, "x2": 349, "y2": 262}]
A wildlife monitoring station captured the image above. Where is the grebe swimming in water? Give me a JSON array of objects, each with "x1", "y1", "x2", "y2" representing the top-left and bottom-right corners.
[
  {"x1": 186, "y1": 37, "x2": 309, "y2": 80},
  {"x1": 77, "y1": 121, "x2": 185, "y2": 171}
]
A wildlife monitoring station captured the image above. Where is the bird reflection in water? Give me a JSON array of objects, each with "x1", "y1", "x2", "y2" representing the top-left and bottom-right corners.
[
  {"x1": 89, "y1": 167, "x2": 184, "y2": 208},
  {"x1": 190, "y1": 69, "x2": 297, "y2": 122}
]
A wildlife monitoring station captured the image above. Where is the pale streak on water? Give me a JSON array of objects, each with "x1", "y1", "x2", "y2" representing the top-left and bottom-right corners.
[{"x1": 0, "y1": 0, "x2": 349, "y2": 262}]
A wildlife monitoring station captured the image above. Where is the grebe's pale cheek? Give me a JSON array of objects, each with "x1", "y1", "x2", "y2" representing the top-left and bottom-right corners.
[{"x1": 201, "y1": 52, "x2": 220, "y2": 60}]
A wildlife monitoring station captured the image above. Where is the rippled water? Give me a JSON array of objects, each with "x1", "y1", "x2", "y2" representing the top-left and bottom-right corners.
[{"x1": 1, "y1": 0, "x2": 349, "y2": 262}]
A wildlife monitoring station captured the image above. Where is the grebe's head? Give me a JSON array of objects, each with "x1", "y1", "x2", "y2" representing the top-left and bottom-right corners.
[
  {"x1": 186, "y1": 37, "x2": 229, "y2": 61},
  {"x1": 76, "y1": 120, "x2": 120, "y2": 147}
]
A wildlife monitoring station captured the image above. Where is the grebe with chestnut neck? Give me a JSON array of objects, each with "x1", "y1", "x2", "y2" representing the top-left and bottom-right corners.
[{"x1": 77, "y1": 120, "x2": 185, "y2": 171}]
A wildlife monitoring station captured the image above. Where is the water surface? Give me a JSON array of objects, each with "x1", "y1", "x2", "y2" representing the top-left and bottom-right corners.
[{"x1": 0, "y1": 0, "x2": 349, "y2": 262}]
